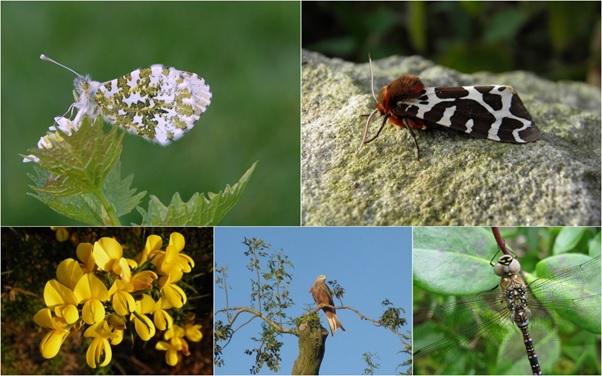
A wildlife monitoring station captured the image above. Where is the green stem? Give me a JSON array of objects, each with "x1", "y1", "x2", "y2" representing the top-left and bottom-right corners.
[{"x1": 94, "y1": 188, "x2": 121, "y2": 225}]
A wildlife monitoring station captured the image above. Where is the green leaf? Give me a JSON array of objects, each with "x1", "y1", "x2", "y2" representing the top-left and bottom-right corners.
[
  {"x1": 413, "y1": 248, "x2": 499, "y2": 295},
  {"x1": 413, "y1": 227, "x2": 498, "y2": 259},
  {"x1": 588, "y1": 232, "x2": 600, "y2": 257},
  {"x1": 28, "y1": 167, "x2": 104, "y2": 224},
  {"x1": 138, "y1": 162, "x2": 257, "y2": 225},
  {"x1": 28, "y1": 161, "x2": 144, "y2": 225},
  {"x1": 495, "y1": 321, "x2": 560, "y2": 375},
  {"x1": 528, "y1": 254, "x2": 601, "y2": 334},
  {"x1": 553, "y1": 227, "x2": 587, "y2": 254},
  {"x1": 103, "y1": 162, "x2": 146, "y2": 217},
  {"x1": 26, "y1": 116, "x2": 124, "y2": 195}
]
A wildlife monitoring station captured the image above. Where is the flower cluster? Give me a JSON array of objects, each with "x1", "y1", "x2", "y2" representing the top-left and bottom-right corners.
[
  {"x1": 23, "y1": 117, "x2": 80, "y2": 163},
  {"x1": 33, "y1": 232, "x2": 203, "y2": 368}
]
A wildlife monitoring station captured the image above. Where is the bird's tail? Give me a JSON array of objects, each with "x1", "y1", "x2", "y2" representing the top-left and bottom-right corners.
[{"x1": 326, "y1": 312, "x2": 345, "y2": 335}]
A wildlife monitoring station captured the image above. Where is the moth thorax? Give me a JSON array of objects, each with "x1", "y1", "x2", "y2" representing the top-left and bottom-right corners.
[
  {"x1": 494, "y1": 255, "x2": 521, "y2": 276},
  {"x1": 378, "y1": 74, "x2": 425, "y2": 110}
]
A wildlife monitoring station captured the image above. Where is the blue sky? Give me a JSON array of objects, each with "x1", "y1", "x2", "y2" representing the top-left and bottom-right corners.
[{"x1": 214, "y1": 227, "x2": 412, "y2": 375}]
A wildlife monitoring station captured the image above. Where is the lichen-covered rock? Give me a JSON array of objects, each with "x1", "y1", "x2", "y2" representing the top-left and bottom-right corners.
[{"x1": 301, "y1": 50, "x2": 601, "y2": 226}]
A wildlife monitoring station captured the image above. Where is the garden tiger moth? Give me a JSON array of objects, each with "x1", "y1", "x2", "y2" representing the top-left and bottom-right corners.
[{"x1": 362, "y1": 57, "x2": 540, "y2": 160}]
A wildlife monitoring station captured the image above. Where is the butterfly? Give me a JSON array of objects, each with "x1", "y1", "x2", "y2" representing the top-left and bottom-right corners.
[{"x1": 40, "y1": 54, "x2": 212, "y2": 145}]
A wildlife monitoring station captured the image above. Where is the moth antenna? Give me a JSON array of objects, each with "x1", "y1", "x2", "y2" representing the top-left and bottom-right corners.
[
  {"x1": 361, "y1": 109, "x2": 378, "y2": 146},
  {"x1": 362, "y1": 112, "x2": 387, "y2": 146},
  {"x1": 40, "y1": 54, "x2": 82, "y2": 77},
  {"x1": 368, "y1": 54, "x2": 377, "y2": 102}
]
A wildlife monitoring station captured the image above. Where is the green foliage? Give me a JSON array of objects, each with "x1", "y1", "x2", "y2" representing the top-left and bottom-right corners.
[
  {"x1": 26, "y1": 117, "x2": 123, "y2": 195},
  {"x1": 138, "y1": 162, "x2": 256, "y2": 226},
  {"x1": 304, "y1": 2, "x2": 600, "y2": 83},
  {"x1": 413, "y1": 227, "x2": 601, "y2": 375},
  {"x1": 362, "y1": 352, "x2": 380, "y2": 375},
  {"x1": 25, "y1": 116, "x2": 255, "y2": 226}
]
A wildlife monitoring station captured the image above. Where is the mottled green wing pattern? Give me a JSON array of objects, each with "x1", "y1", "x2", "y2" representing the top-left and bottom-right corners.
[{"x1": 95, "y1": 65, "x2": 211, "y2": 145}]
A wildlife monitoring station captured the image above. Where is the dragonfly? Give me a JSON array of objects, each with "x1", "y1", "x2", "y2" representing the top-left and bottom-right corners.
[{"x1": 413, "y1": 252, "x2": 601, "y2": 375}]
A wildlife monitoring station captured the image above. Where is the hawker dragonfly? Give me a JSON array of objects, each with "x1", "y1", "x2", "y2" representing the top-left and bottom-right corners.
[{"x1": 413, "y1": 248, "x2": 601, "y2": 375}]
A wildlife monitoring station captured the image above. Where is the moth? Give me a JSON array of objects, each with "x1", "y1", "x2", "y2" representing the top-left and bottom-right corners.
[
  {"x1": 39, "y1": 54, "x2": 212, "y2": 145},
  {"x1": 362, "y1": 57, "x2": 539, "y2": 159}
]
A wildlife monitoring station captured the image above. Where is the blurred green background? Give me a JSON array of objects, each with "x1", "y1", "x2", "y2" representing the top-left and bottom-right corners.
[
  {"x1": 303, "y1": 1, "x2": 601, "y2": 85},
  {"x1": 1, "y1": 2, "x2": 300, "y2": 226}
]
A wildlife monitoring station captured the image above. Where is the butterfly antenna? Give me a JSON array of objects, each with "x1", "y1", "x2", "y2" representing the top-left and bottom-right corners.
[
  {"x1": 40, "y1": 54, "x2": 82, "y2": 77},
  {"x1": 368, "y1": 54, "x2": 377, "y2": 102}
]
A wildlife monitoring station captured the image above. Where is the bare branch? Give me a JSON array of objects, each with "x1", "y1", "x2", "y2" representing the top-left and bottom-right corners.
[
  {"x1": 308, "y1": 304, "x2": 384, "y2": 326},
  {"x1": 216, "y1": 306, "x2": 297, "y2": 335}
]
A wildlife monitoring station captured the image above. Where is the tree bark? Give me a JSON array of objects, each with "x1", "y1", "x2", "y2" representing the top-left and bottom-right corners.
[{"x1": 291, "y1": 319, "x2": 328, "y2": 375}]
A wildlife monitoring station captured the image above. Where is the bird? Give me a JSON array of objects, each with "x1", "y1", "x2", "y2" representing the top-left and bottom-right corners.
[{"x1": 310, "y1": 274, "x2": 345, "y2": 335}]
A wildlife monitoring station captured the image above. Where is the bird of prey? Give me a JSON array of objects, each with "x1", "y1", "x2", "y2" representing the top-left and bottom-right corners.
[{"x1": 310, "y1": 274, "x2": 345, "y2": 335}]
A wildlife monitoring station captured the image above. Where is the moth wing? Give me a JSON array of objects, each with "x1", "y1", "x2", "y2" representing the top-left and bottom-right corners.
[
  {"x1": 95, "y1": 65, "x2": 212, "y2": 145},
  {"x1": 395, "y1": 85, "x2": 539, "y2": 143}
]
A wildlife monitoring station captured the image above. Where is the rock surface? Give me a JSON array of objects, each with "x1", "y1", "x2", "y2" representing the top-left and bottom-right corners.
[{"x1": 301, "y1": 50, "x2": 601, "y2": 226}]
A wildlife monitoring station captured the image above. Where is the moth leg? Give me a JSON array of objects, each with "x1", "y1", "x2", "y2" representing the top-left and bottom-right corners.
[
  {"x1": 402, "y1": 118, "x2": 421, "y2": 160},
  {"x1": 362, "y1": 112, "x2": 387, "y2": 145}
]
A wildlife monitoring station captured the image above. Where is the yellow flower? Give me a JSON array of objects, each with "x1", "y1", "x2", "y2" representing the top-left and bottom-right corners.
[
  {"x1": 76, "y1": 243, "x2": 96, "y2": 273},
  {"x1": 160, "y1": 279, "x2": 187, "y2": 309},
  {"x1": 92, "y1": 237, "x2": 137, "y2": 281},
  {"x1": 84, "y1": 320, "x2": 122, "y2": 368},
  {"x1": 33, "y1": 308, "x2": 70, "y2": 359},
  {"x1": 130, "y1": 270, "x2": 158, "y2": 291},
  {"x1": 152, "y1": 232, "x2": 194, "y2": 282},
  {"x1": 149, "y1": 296, "x2": 173, "y2": 331},
  {"x1": 130, "y1": 294, "x2": 156, "y2": 341},
  {"x1": 43, "y1": 280, "x2": 79, "y2": 324},
  {"x1": 184, "y1": 323, "x2": 203, "y2": 342},
  {"x1": 73, "y1": 274, "x2": 109, "y2": 324},
  {"x1": 137, "y1": 234, "x2": 163, "y2": 265},
  {"x1": 155, "y1": 324, "x2": 190, "y2": 366},
  {"x1": 108, "y1": 279, "x2": 136, "y2": 316},
  {"x1": 51, "y1": 227, "x2": 69, "y2": 242}
]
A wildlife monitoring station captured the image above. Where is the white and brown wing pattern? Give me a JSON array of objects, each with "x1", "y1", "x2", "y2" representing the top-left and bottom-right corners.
[{"x1": 395, "y1": 84, "x2": 539, "y2": 143}]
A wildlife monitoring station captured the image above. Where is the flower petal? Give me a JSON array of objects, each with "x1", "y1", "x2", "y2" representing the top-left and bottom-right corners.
[
  {"x1": 184, "y1": 324, "x2": 203, "y2": 342},
  {"x1": 112, "y1": 291, "x2": 135, "y2": 316},
  {"x1": 133, "y1": 312, "x2": 156, "y2": 341},
  {"x1": 74, "y1": 274, "x2": 109, "y2": 303},
  {"x1": 131, "y1": 271, "x2": 158, "y2": 291},
  {"x1": 93, "y1": 237, "x2": 122, "y2": 271},
  {"x1": 86, "y1": 338, "x2": 99, "y2": 368},
  {"x1": 82, "y1": 299, "x2": 105, "y2": 325},
  {"x1": 139, "y1": 294, "x2": 156, "y2": 314},
  {"x1": 76, "y1": 243, "x2": 96, "y2": 272},
  {"x1": 61, "y1": 304, "x2": 79, "y2": 324},
  {"x1": 168, "y1": 232, "x2": 185, "y2": 253},
  {"x1": 40, "y1": 329, "x2": 69, "y2": 359},
  {"x1": 161, "y1": 283, "x2": 187, "y2": 308},
  {"x1": 33, "y1": 308, "x2": 54, "y2": 329},
  {"x1": 166, "y1": 349, "x2": 179, "y2": 366},
  {"x1": 44, "y1": 280, "x2": 77, "y2": 307},
  {"x1": 99, "y1": 338, "x2": 112, "y2": 367},
  {"x1": 56, "y1": 258, "x2": 83, "y2": 289},
  {"x1": 153, "y1": 309, "x2": 173, "y2": 331}
]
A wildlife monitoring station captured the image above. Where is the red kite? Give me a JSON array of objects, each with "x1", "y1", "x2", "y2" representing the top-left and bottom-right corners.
[{"x1": 310, "y1": 274, "x2": 345, "y2": 335}]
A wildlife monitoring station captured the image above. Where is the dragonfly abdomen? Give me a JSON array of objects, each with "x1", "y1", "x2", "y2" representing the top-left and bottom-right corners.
[{"x1": 517, "y1": 320, "x2": 542, "y2": 375}]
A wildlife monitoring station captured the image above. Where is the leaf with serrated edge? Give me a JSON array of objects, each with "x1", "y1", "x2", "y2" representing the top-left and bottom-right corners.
[
  {"x1": 26, "y1": 116, "x2": 123, "y2": 194},
  {"x1": 138, "y1": 162, "x2": 257, "y2": 225},
  {"x1": 103, "y1": 162, "x2": 146, "y2": 217}
]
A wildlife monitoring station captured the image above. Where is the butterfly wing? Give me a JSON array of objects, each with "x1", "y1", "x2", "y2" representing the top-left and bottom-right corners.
[
  {"x1": 95, "y1": 65, "x2": 211, "y2": 145},
  {"x1": 394, "y1": 85, "x2": 539, "y2": 143}
]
